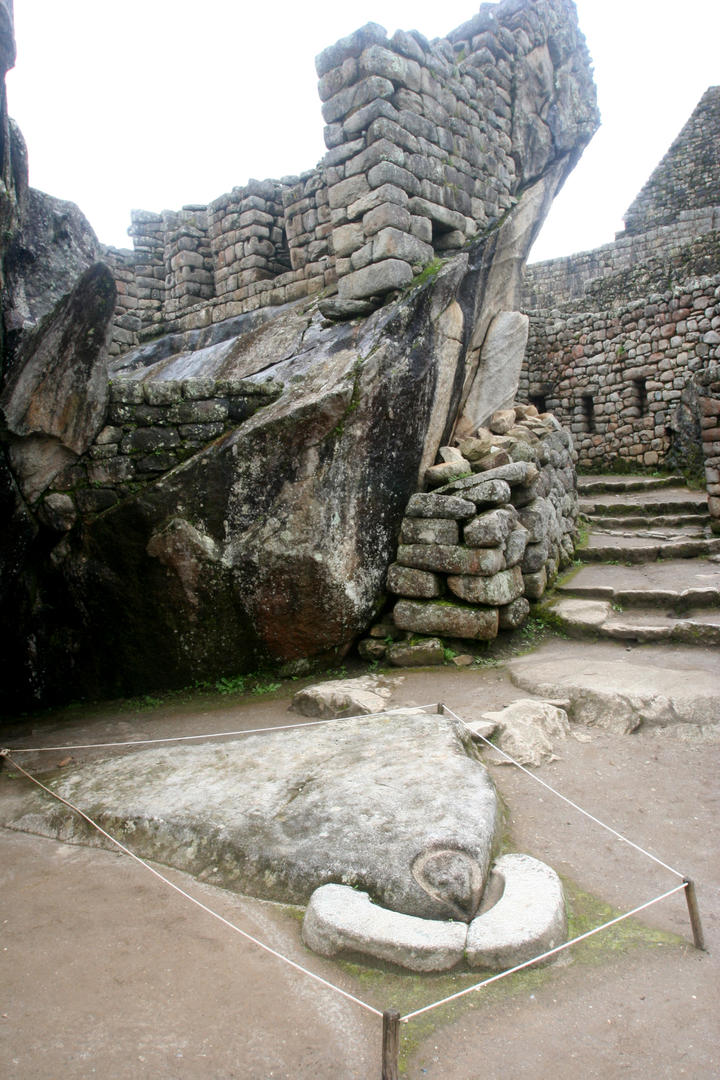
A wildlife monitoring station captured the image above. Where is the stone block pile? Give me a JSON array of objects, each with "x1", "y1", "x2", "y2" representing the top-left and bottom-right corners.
[
  {"x1": 359, "y1": 404, "x2": 578, "y2": 661},
  {"x1": 41, "y1": 376, "x2": 281, "y2": 520}
]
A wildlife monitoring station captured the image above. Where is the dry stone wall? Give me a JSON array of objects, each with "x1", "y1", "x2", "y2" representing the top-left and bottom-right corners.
[
  {"x1": 42, "y1": 377, "x2": 281, "y2": 520},
  {"x1": 359, "y1": 404, "x2": 578, "y2": 660},
  {"x1": 521, "y1": 275, "x2": 720, "y2": 471},
  {"x1": 102, "y1": 0, "x2": 596, "y2": 354},
  {"x1": 520, "y1": 85, "x2": 720, "y2": 523},
  {"x1": 695, "y1": 362, "x2": 720, "y2": 527},
  {"x1": 624, "y1": 87, "x2": 720, "y2": 236}
]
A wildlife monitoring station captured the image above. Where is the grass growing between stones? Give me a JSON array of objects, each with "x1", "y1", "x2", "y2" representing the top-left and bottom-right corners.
[{"x1": 333, "y1": 876, "x2": 684, "y2": 1075}]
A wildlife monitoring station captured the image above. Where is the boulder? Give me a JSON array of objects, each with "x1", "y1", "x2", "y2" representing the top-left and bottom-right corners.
[
  {"x1": 5, "y1": 709, "x2": 501, "y2": 921},
  {"x1": 475, "y1": 699, "x2": 571, "y2": 767},
  {"x1": 290, "y1": 675, "x2": 397, "y2": 718}
]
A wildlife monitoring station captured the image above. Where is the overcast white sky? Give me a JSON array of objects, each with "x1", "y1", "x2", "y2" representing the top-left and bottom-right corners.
[{"x1": 6, "y1": 1, "x2": 719, "y2": 262}]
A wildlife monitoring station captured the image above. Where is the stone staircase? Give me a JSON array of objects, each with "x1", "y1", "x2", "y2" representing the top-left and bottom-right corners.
[{"x1": 548, "y1": 474, "x2": 720, "y2": 645}]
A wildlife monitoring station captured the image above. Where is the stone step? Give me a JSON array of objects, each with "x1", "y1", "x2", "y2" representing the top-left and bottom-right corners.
[
  {"x1": 590, "y1": 523, "x2": 711, "y2": 539},
  {"x1": 576, "y1": 474, "x2": 686, "y2": 495},
  {"x1": 579, "y1": 488, "x2": 709, "y2": 519},
  {"x1": 577, "y1": 533, "x2": 720, "y2": 563},
  {"x1": 584, "y1": 512, "x2": 711, "y2": 530},
  {"x1": 556, "y1": 558, "x2": 720, "y2": 610},
  {"x1": 547, "y1": 596, "x2": 720, "y2": 646}
]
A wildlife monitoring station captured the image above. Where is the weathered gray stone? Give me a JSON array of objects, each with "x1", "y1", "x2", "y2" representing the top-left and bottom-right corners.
[
  {"x1": 489, "y1": 407, "x2": 518, "y2": 434},
  {"x1": 424, "y1": 459, "x2": 472, "y2": 488},
  {"x1": 463, "y1": 507, "x2": 517, "y2": 547},
  {"x1": 505, "y1": 525, "x2": 530, "y2": 568},
  {"x1": 455, "y1": 478, "x2": 512, "y2": 508},
  {"x1": 387, "y1": 562, "x2": 443, "y2": 597},
  {"x1": 6, "y1": 709, "x2": 500, "y2": 921},
  {"x1": 400, "y1": 517, "x2": 459, "y2": 545},
  {"x1": 439, "y1": 461, "x2": 538, "y2": 493},
  {"x1": 522, "y1": 539, "x2": 549, "y2": 573},
  {"x1": 498, "y1": 595, "x2": 531, "y2": 629},
  {"x1": 479, "y1": 699, "x2": 571, "y2": 767},
  {"x1": 447, "y1": 566, "x2": 523, "y2": 606},
  {"x1": 522, "y1": 567, "x2": 548, "y2": 599},
  {"x1": 459, "y1": 312, "x2": 530, "y2": 433},
  {"x1": 290, "y1": 675, "x2": 396, "y2": 718},
  {"x1": 303, "y1": 883, "x2": 467, "y2": 971},
  {"x1": 397, "y1": 543, "x2": 505, "y2": 576},
  {"x1": 386, "y1": 638, "x2": 446, "y2": 666},
  {"x1": 337, "y1": 257, "x2": 413, "y2": 299},
  {"x1": 394, "y1": 598, "x2": 499, "y2": 639},
  {"x1": 0, "y1": 263, "x2": 116, "y2": 502},
  {"x1": 465, "y1": 854, "x2": 567, "y2": 970},
  {"x1": 405, "y1": 492, "x2": 476, "y2": 519}
]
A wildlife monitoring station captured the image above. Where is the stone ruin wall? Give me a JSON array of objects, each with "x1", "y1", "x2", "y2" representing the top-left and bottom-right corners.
[
  {"x1": 519, "y1": 86, "x2": 720, "y2": 518},
  {"x1": 104, "y1": 4, "x2": 583, "y2": 356}
]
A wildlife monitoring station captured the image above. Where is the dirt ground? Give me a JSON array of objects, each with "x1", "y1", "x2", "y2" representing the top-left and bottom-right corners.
[{"x1": 1, "y1": 651, "x2": 718, "y2": 1079}]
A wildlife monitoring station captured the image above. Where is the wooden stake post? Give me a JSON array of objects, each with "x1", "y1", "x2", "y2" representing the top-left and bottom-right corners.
[
  {"x1": 683, "y1": 878, "x2": 706, "y2": 951},
  {"x1": 382, "y1": 1010, "x2": 400, "y2": 1080}
]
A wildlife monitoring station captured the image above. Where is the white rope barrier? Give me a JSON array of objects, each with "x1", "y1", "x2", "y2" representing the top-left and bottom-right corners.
[
  {"x1": 3, "y1": 702, "x2": 440, "y2": 755},
  {"x1": 2, "y1": 751, "x2": 384, "y2": 1020},
  {"x1": 400, "y1": 881, "x2": 688, "y2": 1022},
  {"x1": 2, "y1": 696, "x2": 702, "y2": 1053},
  {"x1": 441, "y1": 704, "x2": 686, "y2": 881}
]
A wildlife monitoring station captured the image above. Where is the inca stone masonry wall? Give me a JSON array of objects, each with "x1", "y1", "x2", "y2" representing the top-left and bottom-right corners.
[
  {"x1": 519, "y1": 85, "x2": 720, "y2": 511},
  {"x1": 103, "y1": 0, "x2": 597, "y2": 356},
  {"x1": 624, "y1": 86, "x2": 720, "y2": 236},
  {"x1": 520, "y1": 275, "x2": 720, "y2": 469}
]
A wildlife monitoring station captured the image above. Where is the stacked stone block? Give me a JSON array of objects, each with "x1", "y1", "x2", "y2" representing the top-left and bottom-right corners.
[
  {"x1": 101, "y1": 0, "x2": 597, "y2": 348},
  {"x1": 624, "y1": 87, "x2": 720, "y2": 236},
  {"x1": 44, "y1": 377, "x2": 281, "y2": 519},
  {"x1": 360, "y1": 406, "x2": 578, "y2": 659},
  {"x1": 283, "y1": 170, "x2": 333, "y2": 284},
  {"x1": 523, "y1": 207, "x2": 720, "y2": 312},
  {"x1": 163, "y1": 206, "x2": 215, "y2": 316},
  {"x1": 521, "y1": 275, "x2": 720, "y2": 470},
  {"x1": 127, "y1": 210, "x2": 167, "y2": 337},
  {"x1": 695, "y1": 362, "x2": 720, "y2": 527},
  {"x1": 210, "y1": 180, "x2": 290, "y2": 299}
]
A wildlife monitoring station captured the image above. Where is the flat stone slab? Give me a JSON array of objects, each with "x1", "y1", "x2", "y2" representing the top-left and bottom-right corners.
[
  {"x1": 508, "y1": 644, "x2": 720, "y2": 733},
  {"x1": 302, "y1": 853, "x2": 567, "y2": 972},
  {"x1": 3, "y1": 709, "x2": 500, "y2": 921}
]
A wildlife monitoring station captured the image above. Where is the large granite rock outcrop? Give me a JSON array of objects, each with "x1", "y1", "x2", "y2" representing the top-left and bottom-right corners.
[
  {"x1": 4, "y1": 710, "x2": 501, "y2": 921},
  {"x1": 0, "y1": 0, "x2": 598, "y2": 709}
]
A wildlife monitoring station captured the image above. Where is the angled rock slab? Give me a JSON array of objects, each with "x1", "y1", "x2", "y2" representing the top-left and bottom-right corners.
[
  {"x1": 466, "y1": 853, "x2": 567, "y2": 970},
  {"x1": 4, "y1": 709, "x2": 499, "y2": 921},
  {"x1": 303, "y1": 883, "x2": 467, "y2": 972}
]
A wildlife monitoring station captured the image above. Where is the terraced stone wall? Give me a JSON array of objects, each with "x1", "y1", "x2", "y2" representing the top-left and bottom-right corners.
[{"x1": 623, "y1": 86, "x2": 720, "y2": 236}]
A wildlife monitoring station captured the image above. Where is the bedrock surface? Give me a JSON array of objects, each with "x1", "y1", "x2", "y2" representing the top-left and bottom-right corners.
[{"x1": 4, "y1": 709, "x2": 500, "y2": 921}]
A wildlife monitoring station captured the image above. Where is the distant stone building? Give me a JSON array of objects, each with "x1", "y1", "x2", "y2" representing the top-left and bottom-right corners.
[{"x1": 520, "y1": 86, "x2": 720, "y2": 517}]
